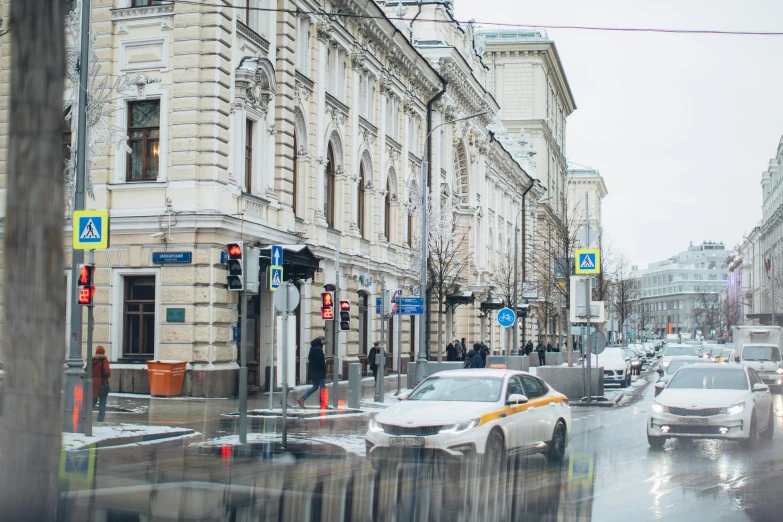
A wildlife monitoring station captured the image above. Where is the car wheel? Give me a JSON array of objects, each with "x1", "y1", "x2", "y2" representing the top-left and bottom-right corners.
[
  {"x1": 546, "y1": 420, "x2": 567, "y2": 462},
  {"x1": 483, "y1": 429, "x2": 505, "y2": 475},
  {"x1": 647, "y1": 433, "x2": 666, "y2": 450},
  {"x1": 739, "y1": 412, "x2": 758, "y2": 449},
  {"x1": 761, "y1": 408, "x2": 775, "y2": 441}
]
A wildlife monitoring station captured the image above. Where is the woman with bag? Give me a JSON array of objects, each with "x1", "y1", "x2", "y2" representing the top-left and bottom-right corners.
[{"x1": 91, "y1": 345, "x2": 111, "y2": 422}]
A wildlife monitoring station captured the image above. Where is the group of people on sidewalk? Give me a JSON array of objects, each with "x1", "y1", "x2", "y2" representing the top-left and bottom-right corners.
[{"x1": 445, "y1": 338, "x2": 492, "y2": 369}]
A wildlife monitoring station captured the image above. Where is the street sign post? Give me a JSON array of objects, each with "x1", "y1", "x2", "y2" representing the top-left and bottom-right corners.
[
  {"x1": 575, "y1": 249, "x2": 600, "y2": 275},
  {"x1": 590, "y1": 331, "x2": 607, "y2": 355},
  {"x1": 73, "y1": 210, "x2": 110, "y2": 250},
  {"x1": 271, "y1": 245, "x2": 283, "y2": 266},
  {"x1": 497, "y1": 307, "x2": 516, "y2": 328},
  {"x1": 269, "y1": 266, "x2": 283, "y2": 291},
  {"x1": 522, "y1": 281, "x2": 538, "y2": 299},
  {"x1": 375, "y1": 296, "x2": 424, "y2": 315}
]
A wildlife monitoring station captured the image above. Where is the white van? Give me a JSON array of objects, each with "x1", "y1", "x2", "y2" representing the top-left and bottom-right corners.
[{"x1": 734, "y1": 326, "x2": 783, "y2": 390}]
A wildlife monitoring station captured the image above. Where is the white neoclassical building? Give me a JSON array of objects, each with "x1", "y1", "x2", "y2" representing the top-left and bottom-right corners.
[{"x1": 0, "y1": 0, "x2": 542, "y2": 396}]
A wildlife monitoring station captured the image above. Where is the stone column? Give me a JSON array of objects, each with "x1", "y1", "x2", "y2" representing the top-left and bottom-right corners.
[{"x1": 314, "y1": 22, "x2": 331, "y2": 223}]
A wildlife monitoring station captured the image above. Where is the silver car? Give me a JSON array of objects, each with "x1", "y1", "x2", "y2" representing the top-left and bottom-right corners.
[{"x1": 655, "y1": 356, "x2": 702, "y2": 396}]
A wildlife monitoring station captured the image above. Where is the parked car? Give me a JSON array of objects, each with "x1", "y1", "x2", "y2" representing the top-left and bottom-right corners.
[
  {"x1": 591, "y1": 348, "x2": 632, "y2": 387},
  {"x1": 366, "y1": 369, "x2": 572, "y2": 470},
  {"x1": 648, "y1": 364, "x2": 773, "y2": 449},
  {"x1": 624, "y1": 348, "x2": 643, "y2": 375}
]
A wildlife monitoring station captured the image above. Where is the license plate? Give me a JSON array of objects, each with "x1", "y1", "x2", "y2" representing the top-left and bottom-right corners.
[
  {"x1": 389, "y1": 437, "x2": 425, "y2": 447},
  {"x1": 678, "y1": 418, "x2": 709, "y2": 425}
]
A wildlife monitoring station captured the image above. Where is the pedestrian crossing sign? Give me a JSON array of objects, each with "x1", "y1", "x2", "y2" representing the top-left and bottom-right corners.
[
  {"x1": 575, "y1": 249, "x2": 600, "y2": 274},
  {"x1": 59, "y1": 446, "x2": 96, "y2": 482},
  {"x1": 269, "y1": 265, "x2": 283, "y2": 292},
  {"x1": 73, "y1": 210, "x2": 110, "y2": 250}
]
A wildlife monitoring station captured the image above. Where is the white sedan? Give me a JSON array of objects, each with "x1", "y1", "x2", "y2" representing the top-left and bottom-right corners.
[
  {"x1": 365, "y1": 369, "x2": 571, "y2": 468},
  {"x1": 648, "y1": 363, "x2": 773, "y2": 449}
]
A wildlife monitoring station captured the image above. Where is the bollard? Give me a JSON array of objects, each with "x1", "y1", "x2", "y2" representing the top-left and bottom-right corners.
[
  {"x1": 320, "y1": 387, "x2": 328, "y2": 410},
  {"x1": 348, "y1": 363, "x2": 362, "y2": 409}
]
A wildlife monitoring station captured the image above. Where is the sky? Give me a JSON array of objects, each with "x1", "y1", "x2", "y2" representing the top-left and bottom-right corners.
[{"x1": 455, "y1": 0, "x2": 783, "y2": 268}]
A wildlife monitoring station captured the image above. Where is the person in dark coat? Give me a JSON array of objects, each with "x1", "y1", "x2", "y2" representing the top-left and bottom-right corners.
[
  {"x1": 479, "y1": 342, "x2": 490, "y2": 367},
  {"x1": 546, "y1": 341, "x2": 553, "y2": 353},
  {"x1": 298, "y1": 337, "x2": 327, "y2": 408},
  {"x1": 91, "y1": 345, "x2": 111, "y2": 422},
  {"x1": 369, "y1": 341, "x2": 383, "y2": 382},
  {"x1": 525, "y1": 341, "x2": 534, "y2": 356},
  {"x1": 460, "y1": 338, "x2": 467, "y2": 361},
  {"x1": 465, "y1": 343, "x2": 485, "y2": 369},
  {"x1": 536, "y1": 341, "x2": 546, "y2": 366},
  {"x1": 446, "y1": 340, "x2": 458, "y2": 361}
]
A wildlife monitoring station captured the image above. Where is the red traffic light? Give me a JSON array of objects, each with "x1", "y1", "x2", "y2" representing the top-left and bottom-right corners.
[
  {"x1": 321, "y1": 292, "x2": 333, "y2": 307},
  {"x1": 321, "y1": 307, "x2": 334, "y2": 320},
  {"x1": 227, "y1": 243, "x2": 242, "y2": 259},
  {"x1": 78, "y1": 264, "x2": 94, "y2": 286},
  {"x1": 339, "y1": 300, "x2": 350, "y2": 310}
]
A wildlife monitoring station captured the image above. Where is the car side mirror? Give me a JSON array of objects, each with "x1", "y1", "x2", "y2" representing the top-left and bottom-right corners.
[
  {"x1": 397, "y1": 391, "x2": 411, "y2": 401},
  {"x1": 654, "y1": 382, "x2": 666, "y2": 390},
  {"x1": 507, "y1": 393, "x2": 529, "y2": 405},
  {"x1": 753, "y1": 383, "x2": 769, "y2": 392}
]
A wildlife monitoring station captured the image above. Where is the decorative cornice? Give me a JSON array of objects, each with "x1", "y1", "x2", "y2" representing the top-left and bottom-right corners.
[
  {"x1": 316, "y1": 22, "x2": 333, "y2": 43},
  {"x1": 237, "y1": 20, "x2": 271, "y2": 54},
  {"x1": 325, "y1": 93, "x2": 349, "y2": 126},
  {"x1": 112, "y1": 4, "x2": 174, "y2": 20}
]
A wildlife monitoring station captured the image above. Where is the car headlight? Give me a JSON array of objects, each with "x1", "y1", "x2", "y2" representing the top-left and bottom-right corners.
[
  {"x1": 652, "y1": 403, "x2": 668, "y2": 414},
  {"x1": 777, "y1": 368, "x2": 783, "y2": 375},
  {"x1": 368, "y1": 418, "x2": 385, "y2": 433},
  {"x1": 721, "y1": 403, "x2": 745, "y2": 416},
  {"x1": 439, "y1": 418, "x2": 480, "y2": 435}
]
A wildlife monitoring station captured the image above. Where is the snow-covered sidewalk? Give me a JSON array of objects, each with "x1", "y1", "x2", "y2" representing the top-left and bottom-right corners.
[{"x1": 62, "y1": 423, "x2": 198, "y2": 451}]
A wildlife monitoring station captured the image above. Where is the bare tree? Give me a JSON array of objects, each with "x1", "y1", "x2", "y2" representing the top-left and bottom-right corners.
[
  {"x1": 531, "y1": 189, "x2": 585, "y2": 365},
  {"x1": 610, "y1": 255, "x2": 640, "y2": 346},
  {"x1": 0, "y1": 0, "x2": 66, "y2": 518},
  {"x1": 691, "y1": 292, "x2": 721, "y2": 338}
]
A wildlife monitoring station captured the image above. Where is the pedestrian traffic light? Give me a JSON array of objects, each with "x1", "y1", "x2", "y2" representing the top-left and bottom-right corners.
[
  {"x1": 321, "y1": 292, "x2": 334, "y2": 320},
  {"x1": 77, "y1": 264, "x2": 95, "y2": 305},
  {"x1": 339, "y1": 300, "x2": 351, "y2": 331},
  {"x1": 226, "y1": 242, "x2": 245, "y2": 291}
]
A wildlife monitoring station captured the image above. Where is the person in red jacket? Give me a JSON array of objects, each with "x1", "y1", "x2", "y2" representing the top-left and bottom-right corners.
[{"x1": 91, "y1": 345, "x2": 111, "y2": 422}]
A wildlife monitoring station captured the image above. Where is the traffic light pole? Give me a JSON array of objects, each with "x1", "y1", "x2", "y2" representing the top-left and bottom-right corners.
[
  {"x1": 64, "y1": 0, "x2": 92, "y2": 433},
  {"x1": 332, "y1": 235, "x2": 340, "y2": 409},
  {"x1": 84, "y1": 249, "x2": 95, "y2": 436},
  {"x1": 238, "y1": 252, "x2": 249, "y2": 444}
]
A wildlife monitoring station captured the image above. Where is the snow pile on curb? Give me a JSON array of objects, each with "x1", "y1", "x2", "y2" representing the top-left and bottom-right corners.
[{"x1": 62, "y1": 423, "x2": 196, "y2": 450}]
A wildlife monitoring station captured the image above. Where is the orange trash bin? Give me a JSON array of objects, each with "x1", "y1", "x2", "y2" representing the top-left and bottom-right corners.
[{"x1": 146, "y1": 360, "x2": 187, "y2": 396}]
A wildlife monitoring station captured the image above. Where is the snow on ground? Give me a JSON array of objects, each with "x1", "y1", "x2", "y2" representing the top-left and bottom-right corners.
[
  {"x1": 197, "y1": 432, "x2": 368, "y2": 457},
  {"x1": 62, "y1": 423, "x2": 196, "y2": 450},
  {"x1": 109, "y1": 392, "x2": 230, "y2": 400}
]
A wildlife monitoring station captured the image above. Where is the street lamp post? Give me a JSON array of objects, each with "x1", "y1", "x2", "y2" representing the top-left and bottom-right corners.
[
  {"x1": 416, "y1": 111, "x2": 487, "y2": 383},
  {"x1": 512, "y1": 184, "x2": 536, "y2": 355}
]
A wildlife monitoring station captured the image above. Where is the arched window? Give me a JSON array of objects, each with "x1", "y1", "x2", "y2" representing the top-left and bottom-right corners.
[
  {"x1": 384, "y1": 178, "x2": 392, "y2": 241},
  {"x1": 358, "y1": 163, "x2": 366, "y2": 237},
  {"x1": 292, "y1": 131, "x2": 298, "y2": 215},
  {"x1": 324, "y1": 143, "x2": 335, "y2": 227}
]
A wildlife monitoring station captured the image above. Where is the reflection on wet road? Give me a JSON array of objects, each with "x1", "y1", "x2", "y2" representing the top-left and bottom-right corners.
[{"x1": 61, "y1": 378, "x2": 783, "y2": 521}]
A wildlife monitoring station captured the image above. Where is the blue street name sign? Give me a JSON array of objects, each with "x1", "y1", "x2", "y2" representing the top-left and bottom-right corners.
[
  {"x1": 375, "y1": 296, "x2": 424, "y2": 315},
  {"x1": 497, "y1": 307, "x2": 516, "y2": 328},
  {"x1": 151, "y1": 251, "x2": 192, "y2": 264}
]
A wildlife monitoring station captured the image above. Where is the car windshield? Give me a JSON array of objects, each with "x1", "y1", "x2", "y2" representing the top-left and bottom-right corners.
[
  {"x1": 666, "y1": 359, "x2": 700, "y2": 375},
  {"x1": 624, "y1": 349, "x2": 636, "y2": 358},
  {"x1": 710, "y1": 348, "x2": 723, "y2": 356},
  {"x1": 720, "y1": 351, "x2": 734, "y2": 359},
  {"x1": 407, "y1": 376, "x2": 503, "y2": 402},
  {"x1": 664, "y1": 346, "x2": 698, "y2": 357},
  {"x1": 667, "y1": 368, "x2": 749, "y2": 390},
  {"x1": 741, "y1": 345, "x2": 781, "y2": 362}
]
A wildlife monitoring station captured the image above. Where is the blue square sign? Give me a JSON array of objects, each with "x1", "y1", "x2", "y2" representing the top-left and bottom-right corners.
[{"x1": 72, "y1": 210, "x2": 109, "y2": 250}]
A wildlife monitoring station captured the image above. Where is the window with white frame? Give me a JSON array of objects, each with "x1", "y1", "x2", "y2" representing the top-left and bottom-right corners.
[
  {"x1": 327, "y1": 45, "x2": 347, "y2": 102},
  {"x1": 386, "y1": 95, "x2": 400, "y2": 141},
  {"x1": 295, "y1": 15, "x2": 310, "y2": 73},
  {"x1": 359, "y1": 74, "x2": 375, "y2": 123},
  {"x1": 126, "y1": 100, "x2": 160, "y2": 182},
  {"x1": 123, "y1": 276, "x2": 156, "y2": 359},
  {"x1": 245, "y1": 119, "x2": 254, "y2": 192}
]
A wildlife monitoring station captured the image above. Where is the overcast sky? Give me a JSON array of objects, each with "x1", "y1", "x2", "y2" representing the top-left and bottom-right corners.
[{"x1": 456, "y1": 0, "x2": 783, "y2": 268}]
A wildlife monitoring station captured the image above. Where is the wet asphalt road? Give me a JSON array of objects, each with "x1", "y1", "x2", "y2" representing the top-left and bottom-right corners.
[
  {"x1": 65, "y1": 369, "x2": 783, "y2": 521},
  {"x1": 570, "y1": 375, "x2": 783, "y2": 522}
]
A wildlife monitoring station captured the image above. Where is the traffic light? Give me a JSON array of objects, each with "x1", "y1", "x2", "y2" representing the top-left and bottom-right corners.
[
  {"x1": 77, "y1": 264, "x2": 95, "y2": 305},
  {"x1": 245, "y1": 246, "x2": 260, "y2": 294},
  {"x1": 321, "y1": 292, "x2": 334, "y2": 320},
  {"x1": 226, "y1": 242, "x2": 245, "y2": 291},
  {"x1": 339, "y1": 300, "x2": 351, "y2": 331}
]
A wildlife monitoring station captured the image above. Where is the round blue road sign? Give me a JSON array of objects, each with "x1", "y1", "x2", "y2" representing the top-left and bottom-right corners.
[{"x1": 497, "y1": 307, "x2": 516, "y2": 328}]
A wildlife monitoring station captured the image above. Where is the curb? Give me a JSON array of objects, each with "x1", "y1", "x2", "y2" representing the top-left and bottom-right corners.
[{"x1": 569, "y1": 392, "x2": 624, "y2": 407}]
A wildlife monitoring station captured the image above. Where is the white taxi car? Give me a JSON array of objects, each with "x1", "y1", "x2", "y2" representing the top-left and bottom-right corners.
[
  {"x1": 365, "y1": 369, "x2": 571, "y2": 468},
  {"x1": 648, "y1": 363, "x2": 773, "y2": 449}
]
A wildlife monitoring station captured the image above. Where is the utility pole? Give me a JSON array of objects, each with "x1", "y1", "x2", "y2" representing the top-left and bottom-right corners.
[
  {"x1": 585, "y1": 192, "x2": 592, "y2": 403},
  {"x1": 238, "y1": 253, "x2": 249, "y2": 444},
  {"x1": 64, "y1": 0, "x2": 92, "y2": 433},
  {"x1": 332, "y1": 235, "x2": 341, "y2": 409}
]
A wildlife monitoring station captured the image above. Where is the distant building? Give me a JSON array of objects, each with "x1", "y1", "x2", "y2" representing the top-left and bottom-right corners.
[
  {"x1": 758, "y1": 139, "x2": 783, "y2": 323},
  {"x1": 726, "y1": 225, "x2": 762, "y2": 327},
  {"x1": 632, "y1": 241, "x2": 729, "y2": 338},
  {"x1": 567, "y1": 166, "x2": 608, "y2": 248}
]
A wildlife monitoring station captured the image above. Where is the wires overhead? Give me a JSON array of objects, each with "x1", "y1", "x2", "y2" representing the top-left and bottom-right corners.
[{"x1": 168, "y1": 0, "x2": 783, "y2": 37}]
